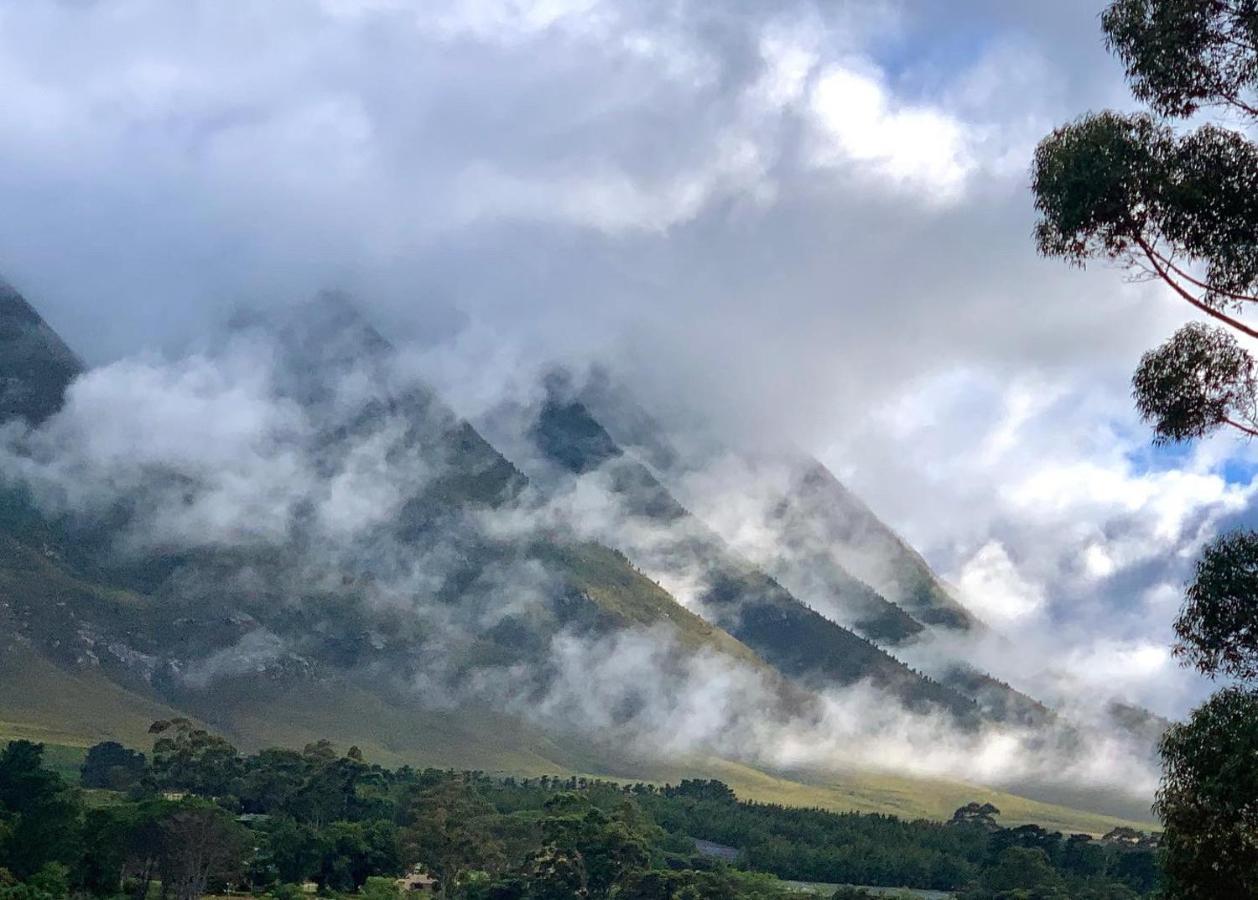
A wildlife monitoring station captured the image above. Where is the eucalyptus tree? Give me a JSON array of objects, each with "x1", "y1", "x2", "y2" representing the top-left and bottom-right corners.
[{"x1": 1031, "y1": 2, "x2": 1258, "y2": 896}]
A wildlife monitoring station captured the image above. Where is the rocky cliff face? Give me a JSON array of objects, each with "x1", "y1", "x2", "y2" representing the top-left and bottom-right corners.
[{"x1": 0, "y1": 279, "x2": 83, "y2": 425}]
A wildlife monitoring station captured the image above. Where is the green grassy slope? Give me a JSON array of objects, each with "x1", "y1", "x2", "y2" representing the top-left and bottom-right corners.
[
  {"x1": 538, "y1": 542, "x2": 768, "y2": 669},
  {"x1": 0, "y1": 642, "x2": 1154, "y2": 835},
  {"x1": 573, "y1": 379, "x2": 929, "y2": 648},
  {"x1": 530, "y1": 400, "x2": 978, "y2": 720},
  {"x1": 0, "y1": 641, "x2": 188, "y2": 748},
  {"x1": 638, "y1": 760, "x2": 1156, "y2": 835}
]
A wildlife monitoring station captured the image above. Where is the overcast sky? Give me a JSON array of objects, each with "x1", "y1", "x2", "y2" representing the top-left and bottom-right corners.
[{"x1": 0, "y1": 0, "x2": 1245, "y2": 719}]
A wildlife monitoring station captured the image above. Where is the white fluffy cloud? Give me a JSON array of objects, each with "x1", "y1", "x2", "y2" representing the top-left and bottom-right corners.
[
  {"x1": 827, "y1": 368, "x2": 1258, "y2": 717},
  {"x1": 954, "y1": 541, "x2": 1046, "y2": 625},
  {"x1": 809, "y1": 64, "x2": 975, "y2": 199}
]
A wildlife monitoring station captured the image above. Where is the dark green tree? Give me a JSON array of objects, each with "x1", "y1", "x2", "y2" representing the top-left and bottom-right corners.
[
  {"x1": 522, "y1": 845, "x2": 588, "y2": 900},
  {"x1": 401, "y1": 777, "x2": 505, "y2": 889},
  {"x1": 316, "y1": 821, "x2": 399, "y2": 892},
  {"x1": 239, "y1": 748, "x2": 307, "y2": 814},
  {"x1": 0, "y1": 742, "x2": 80, "y2": 879},
  {"x1": 1155, "y1": 688, "x2": 1258, "y2": 899},
  {"x1": 80, "y1": 741, "x2": 147, "y2": 791},
  {"x1": 1032, "y1": 3, "x2": 1258, "y2": 896},
  {"x1": 539, "y1": 803, "x2": 650, "y2": 899},
  {"x1": 78, "y1": 804, "x2": 152, "y2": 896},
  {"x1": 1033, "y1": 4, "x2": 1258, "y2": 444},
  {"x1": 1174, "y1": 530, "x2": 1258, "y2": 679},
  {"x1": 261, "y1": 817, "x2": 321, "y2": 885},
  {"x1": 989, "y1": 825, "x2": 1063, "y2": 866},
  {"x1": 0, "y1": 863, "x2": 71, "y2": 900},
  {"x1": 977, "y1": 847, "x2": 1062, "y2": 895},
  {"x1": 949, "y1": 802, "x2": 1001, "y2": 832},
  {"x1": 1059, "y1": 834, "x2": 1106, "y2": 879},
  {"x1": 291, "y1": 753, "x2": 369, "y2": 826},
  {"x1": 112, "y1": 800, "x2": 170, "y2": 900},
  {"x1": 1149, "y1": 528, "x2": 1258, "y2": 899},
  {"x1": 1132, "y1": 322, "x2": 1258, "y2": 442},
  {"x1": 148, "y1": 719, "x2": 242, "y2": 797}
]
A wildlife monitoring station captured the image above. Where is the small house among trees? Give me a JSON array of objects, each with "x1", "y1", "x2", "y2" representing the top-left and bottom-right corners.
[{"x1": 396, "y1": 866, "x2": 439, "y2": 893}]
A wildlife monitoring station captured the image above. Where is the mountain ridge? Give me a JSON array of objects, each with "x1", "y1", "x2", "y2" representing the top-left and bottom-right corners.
[
  {"x1": 0, "y1": 278, "x2": 83, "y2": 426},
  {"x1": 528, "y1": 396, "x2": 982, "y2": 721},
  {"x1": 0, "y1": 280, "x2": 1162, "y2": 829}
]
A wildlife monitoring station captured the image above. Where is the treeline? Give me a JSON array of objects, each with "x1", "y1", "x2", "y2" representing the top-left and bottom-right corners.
[
  {"x1": 0, "y1": 724, "x2": 1158, "y2": 899},
  {"x1": 640, "y1": 791, "x2": 1159, "y2": 897}
]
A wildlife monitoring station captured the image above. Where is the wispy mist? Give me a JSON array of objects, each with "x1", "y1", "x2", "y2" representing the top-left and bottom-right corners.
[{"x1": 0, "y1": 314, "x2": 1162, "y2": 812}]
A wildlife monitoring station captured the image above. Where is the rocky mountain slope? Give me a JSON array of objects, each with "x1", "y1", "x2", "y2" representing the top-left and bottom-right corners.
[
  {"x1": 0, "y1": 278, "x2": 82, "y2": 425},
  {"x1": 0, "y1": 279, "x2": 1162, "y2": 827},
  {"x1": 527, "y1": 396, "x2": 979, "y2": 720}
]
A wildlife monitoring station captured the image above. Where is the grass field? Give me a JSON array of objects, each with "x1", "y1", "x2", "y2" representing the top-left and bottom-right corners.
[
  {"x1": 0, "y1": 641, "x2": 1157, "y2": 835},
  {"x1": 0, "y1": 641, "x2": 192, "y2": 748}
]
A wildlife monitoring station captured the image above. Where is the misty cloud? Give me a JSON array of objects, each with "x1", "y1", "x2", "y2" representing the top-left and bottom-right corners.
[
  {"x1": 0, "y1": 0, "x2": 1246, "y2": 808},
  {"x1": 0, "y1": 320, "x2": 1163, "y2": 808}
]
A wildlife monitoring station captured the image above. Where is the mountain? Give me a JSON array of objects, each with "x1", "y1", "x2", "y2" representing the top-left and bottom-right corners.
[
  {"x1": 574, "y1": 373, "x2": 947, "y2": 646},
  {"x1": 0, "y1": 283, "x2": 1161, "y2": 830},
  {"x1": 0, "y1": 279, "x2": 83, "y2": 425},
  {"x1": 528, "y1": 397, "x2": 980, "y2": 721},
  {"x1": 0, "y1": 288, "x2": 811, "y2": 754},
  {"x1": 773, "y1": 459, "x2": 980, "y2": 632},
  {"x1": 571, "y1": 372, "x2": 1170, "y2": 756}
]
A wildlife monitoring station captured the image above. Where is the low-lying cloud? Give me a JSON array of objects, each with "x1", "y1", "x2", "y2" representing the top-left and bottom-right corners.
[
  {"x1": 1, "y1": 0, "x2": 1244, "y2": 817},
  {"x1": 0, "y1": 324, "x2": 1162, "y2": 814}
]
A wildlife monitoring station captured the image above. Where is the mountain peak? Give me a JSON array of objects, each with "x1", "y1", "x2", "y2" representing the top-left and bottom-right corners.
[
  {"x1": 532, "y1": 396, "x2": 623, "y2": 475},
  {"x1": 0, "y1": 278, "x2": 83, "y2": 425},
  {"x1": 236, "y1": 289, "x2": 393, "y2": 370}
]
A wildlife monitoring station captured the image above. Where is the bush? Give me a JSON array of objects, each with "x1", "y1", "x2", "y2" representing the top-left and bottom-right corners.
[{"x1": 361, "y1": 876, "x2": 401, "y2": 899}]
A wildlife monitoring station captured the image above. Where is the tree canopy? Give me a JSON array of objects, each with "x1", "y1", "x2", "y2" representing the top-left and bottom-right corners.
[
  {"x1": 0, "y1": 728, "x2": 1161, "y2": 899},
  {"x1": 1031, "y1": 2, "x2": 1258, "y2": 896},
  {"x1": 1032, "y1": 2, "x2": 1258, "y2": 443}
]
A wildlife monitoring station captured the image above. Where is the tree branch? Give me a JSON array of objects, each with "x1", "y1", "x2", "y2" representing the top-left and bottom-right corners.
[
  {"x1": 1134, "y1": 236, "x2": 1258, "y2": 340},
  {"x1": 1223, "y1": 416, "x2": 1258, "y2": 439},
  {"x1": 1146, "y1": 246, "x2": 1258, "y2": 305}
]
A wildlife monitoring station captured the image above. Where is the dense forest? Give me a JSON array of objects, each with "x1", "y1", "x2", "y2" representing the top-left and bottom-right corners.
[{"x1": 0, "y1": 724, "x2": 1157, "y2": 900}]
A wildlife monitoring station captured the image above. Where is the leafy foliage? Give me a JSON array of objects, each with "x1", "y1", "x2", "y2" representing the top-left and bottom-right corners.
[
  {"x1": 1032, "y1": 6, "x2": 1258, "y2": 895},
  {"x1": 1033, "y1": 2, "x2": 1258, "y2": 443},
  {"x1": 155, "y1": 804, "x2": 246, "y2": 900},
  {"x1": 148, "y1": 718, "x2": 242, "y2": 797},
  {"x1": 0, "y1": 726, "x2": 1162, "y2": 899},
  {"x1": 1132, "y1": 323, "x2": 1258, "y2": 442},
  {"x1": 79, "y1": 740, "x2": 146, "y2": 791},
  {"x1": 1174, "y1": 530, "x2": 1258, "y2": 679},
  {"x1": 1102, "y1": 0, "x2": 1258, "y2": 119},
  {"x1": 1155, "y1": 687, "x2": 1258, "y2": 900},
  {"x1": 0, "y1": 741, "x2": 79, "y2": 879}
]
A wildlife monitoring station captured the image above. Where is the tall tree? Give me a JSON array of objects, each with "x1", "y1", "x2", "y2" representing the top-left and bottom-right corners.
[
  {"x1": 0, "y1": 742, "x2": 80, "y2": 879},
  {"x1": 1031, "y1": 2, "x2": 1258, "y2": 896},
  {"x1": 80, "y1": 741, "x2": 146, "y2": 791},
  {"x1": 401, "y1": 776, "x2": 505, "y2": 891},
  {"x1": 156, "y1": 804, "x2": 246, "y2": 900},
  {"x1": 148, "y1": 719, "x2": 242, "y2": 798}
]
